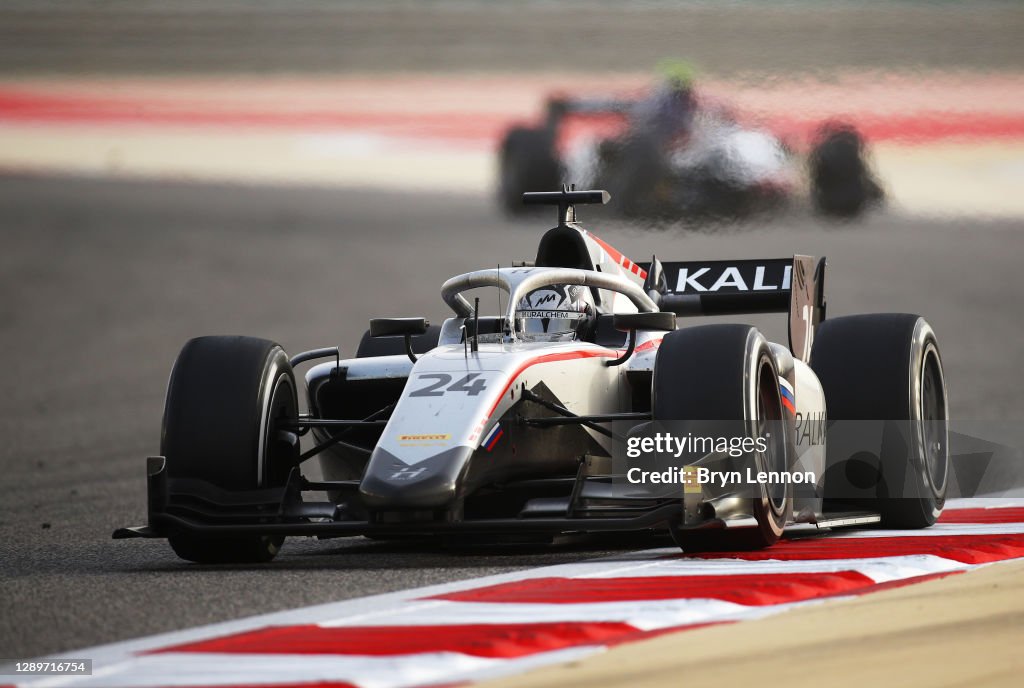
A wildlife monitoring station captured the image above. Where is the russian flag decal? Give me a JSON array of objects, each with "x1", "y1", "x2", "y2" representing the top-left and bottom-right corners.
[
  {"x1": 779, "y1": 377, "x2": 796, "y2": 414},
  {"x1": 483, "y1": 423, "x2": 504, "y2": 452}
]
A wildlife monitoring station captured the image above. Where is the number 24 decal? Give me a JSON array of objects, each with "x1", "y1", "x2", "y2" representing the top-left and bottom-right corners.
[{"x1": 410, "y1": 373, "x2": 488, "y2": 397}]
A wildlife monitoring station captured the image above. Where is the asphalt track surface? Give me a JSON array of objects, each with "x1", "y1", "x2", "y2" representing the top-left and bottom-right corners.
[
  {"x1": 0, "y1": 174, "x2": 1022, "y2": 659},
  {"x1": 0, "y1": 1, "x2": 1022, "y2": 76}
]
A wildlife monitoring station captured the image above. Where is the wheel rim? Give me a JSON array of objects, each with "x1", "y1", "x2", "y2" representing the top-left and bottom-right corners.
[
  {"x1": 263, "y1": 373, "x2": 298, "y2": 487},
  {"x1": 756, "y1": 358, "x2": 787, "y2": 514},
  {"x1": 919, "y1": 346, "x2": 948, "y2": 495}
]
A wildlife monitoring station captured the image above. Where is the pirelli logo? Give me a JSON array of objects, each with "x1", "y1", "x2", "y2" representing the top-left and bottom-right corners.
[{"x1": 398, "y1": 433, "x2": 451, "y2": 444}]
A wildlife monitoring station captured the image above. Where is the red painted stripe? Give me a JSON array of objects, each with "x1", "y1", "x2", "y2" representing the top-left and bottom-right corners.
[
  {"x1": 582, "y1": 229, "x2": 649, "y2": 281},
  {"x1": 2, "y1": 89, "x2": 1022, "y2": 145},
  {"x1": 752, "y1": 112, "x2": 1024, "y2": 147},
  {"x1": 938, "y1": 507, "x2": 1024, "y2": 524},
  {"x1": 0, "y1": 90, "x2": 509, "y2": 142},
  {"x1": 823, "y1": 569, "x2": 962, "y2": 597},
  {"x1": 781, "y1": 396, "x2": 796, "y2": 414},
  {"x1": 149, "y1": 621, "x2": 639, "y2": 659},
  {"x1": 632, "y1": 339, "x2": 661, "y2": 355},
  {"x1": 151, "y1": 627, "x2": 730, "y2": 688},
  {"x1": 485, "y1": 349, "x2": 618, "y2": 418},
  {"x1": 665, "y1": 533, "x2": 1024, "y2": 565},
  {"x1": 425, "y1": 571, "x2": 874, "y2": 606},
  {"x1": 780, "y1": 112, "x2": 1024, "y2": 145},
  {"x1": 160, "y1": 682, "x2": 464, "y2": 688},
  {"x1": 157, "y1": 684, "x2": 360, "y2": 688}
]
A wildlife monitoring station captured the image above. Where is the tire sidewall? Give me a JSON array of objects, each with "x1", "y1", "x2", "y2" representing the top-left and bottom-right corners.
[
  {"x1": 256, "y1": 347, "x2": 299, "y2": 488},
  {"x1": 748, "y1": 346, "x2": 790, "y2": 537},
  {"x1": 904, "y1": 321, "x2": 948, "y2": 520},
  {"x1": 811, "y1": 314, "x2": 949, "y2": 528},
  {"x1": 160, "y1": 336, "x2": 297, "y2": 563},
  {"x1": 653, "y1": 325, "x2": 791, "y2": 549}
]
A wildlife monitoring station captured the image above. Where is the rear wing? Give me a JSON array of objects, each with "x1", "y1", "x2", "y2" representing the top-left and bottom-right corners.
[
  {"x1": 542, "y1": 96, "x2": 636, "y2": 131},
  {"x1": 641, "y1": 256, "x2": 827, "y2": 362},
  {"x1": 549, "y1": 96, "x2": 636, "y2": 117}
]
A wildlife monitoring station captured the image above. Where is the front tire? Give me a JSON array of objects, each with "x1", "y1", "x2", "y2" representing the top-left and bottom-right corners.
[
  {"x1": 653, "y1": 325, "x2": 791, "y2": 551},
  {"x1": 161, "y1": 336, "x2": 299, "y2": 563},
  {"x1": 811, "y1": 314, "x2": 948, "y2": 528}
]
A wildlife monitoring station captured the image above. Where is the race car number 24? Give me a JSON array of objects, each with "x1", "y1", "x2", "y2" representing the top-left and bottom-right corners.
[{"x1": 410, "y1": 373, "x2": 488, "y2": 397}]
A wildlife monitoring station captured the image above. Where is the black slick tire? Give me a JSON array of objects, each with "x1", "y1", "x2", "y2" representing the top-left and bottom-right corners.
[
  {"x1": 653, "y1": 325, "x2": 791, "y2": 551},
  {"x1": 811, "y1": 314, "x2": 948, "y2": 528},
  {"x1": 162, "y1": 336, "x2": 299, "y2": 563}
]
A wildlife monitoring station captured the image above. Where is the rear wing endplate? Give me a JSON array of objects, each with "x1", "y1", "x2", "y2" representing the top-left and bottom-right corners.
[{"x1": 641, "y1": 256, "x2": 826, "y2": 362}]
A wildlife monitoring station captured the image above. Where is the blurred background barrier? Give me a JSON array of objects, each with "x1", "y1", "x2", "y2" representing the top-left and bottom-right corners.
[{"x1": 0, "y1": 1, "x2": 1022, "y2": 217}]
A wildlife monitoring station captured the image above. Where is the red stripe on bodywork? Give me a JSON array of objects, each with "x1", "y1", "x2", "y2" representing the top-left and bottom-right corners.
[
  {"x1": 485, "y1": 349, "x2": 618, "y2": 418},
  {"x1": 631, "y1": 339, "x2": 661, "y2": 355},
  {"x1": 938, "y1": 507, "x2": 1024, "y2": 524},
  {"x1": 582, "y1": 230, "x2": 648, "y2": 281},
  {"x1": 149, "y1": 621, "x2": 639, "y2": 658},
  {"x1": 665, "y1": 533, "x2": 1024, "y2": 565},
  {"x1": 425, "y1": 571, "x2": 874, "y2": 606}
]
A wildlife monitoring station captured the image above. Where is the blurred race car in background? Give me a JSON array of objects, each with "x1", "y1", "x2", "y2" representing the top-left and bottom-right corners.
[{"x1": 499, "y1": 68, "x2": 884, "y2": 220}]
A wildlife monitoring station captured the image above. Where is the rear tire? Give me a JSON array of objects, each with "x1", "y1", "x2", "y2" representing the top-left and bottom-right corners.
[
  {"x1": 162, "y1": 336, "x2": 299, "y2": 563},
  {"x1": 498, "y1": 127, "x2": 560, "y2": 215},
  {"x1": 653, "y1": 325, "x2": 791, "y2": 551},
  {"x1": 809, "y1": 123, "x2": 882, "y2": 217},
  {"x1": 811, "y1": 314, "x2": 948, "y2": 528}
]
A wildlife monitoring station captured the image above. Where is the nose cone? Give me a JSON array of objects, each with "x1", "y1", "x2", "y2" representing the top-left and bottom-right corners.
[{"x1": 359, "y1": 445, "x2": 473, "y2": 509}]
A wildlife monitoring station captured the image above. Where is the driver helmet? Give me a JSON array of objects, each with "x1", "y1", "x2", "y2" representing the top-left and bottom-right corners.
[
  {"x1": 515, "y1": 284, "x2": 596, "y2": 342},
  {"x1": 656, "y1": 58, "x2": 697, "y2": 92}
]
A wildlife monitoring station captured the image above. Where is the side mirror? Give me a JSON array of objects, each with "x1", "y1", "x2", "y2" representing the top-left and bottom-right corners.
[
  {"x1": 369, "y1": 318, "x2": 429, "y2": 338},
  {"x1": 607, "y1": 312, "x2": 676, "y2": 367},
  {"x1": 369, "y1": 318, "x2": 430, "y2": 363},
  {"x1": 612, "y1": 312, "x2": 676, "y2": 333}
]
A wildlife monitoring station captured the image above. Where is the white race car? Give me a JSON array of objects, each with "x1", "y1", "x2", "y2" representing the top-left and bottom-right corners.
[
  {"x1": 116, "y1": 189, "x2": 947, "y2": 562},
  {"x1": 499, "y1": 92, "x2": 884, "y2": 219}
]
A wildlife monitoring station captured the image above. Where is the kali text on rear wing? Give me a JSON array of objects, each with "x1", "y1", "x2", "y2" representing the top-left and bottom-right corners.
[{"x1": 643, "y1": 255, "x2": 826, "y2": 362}]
